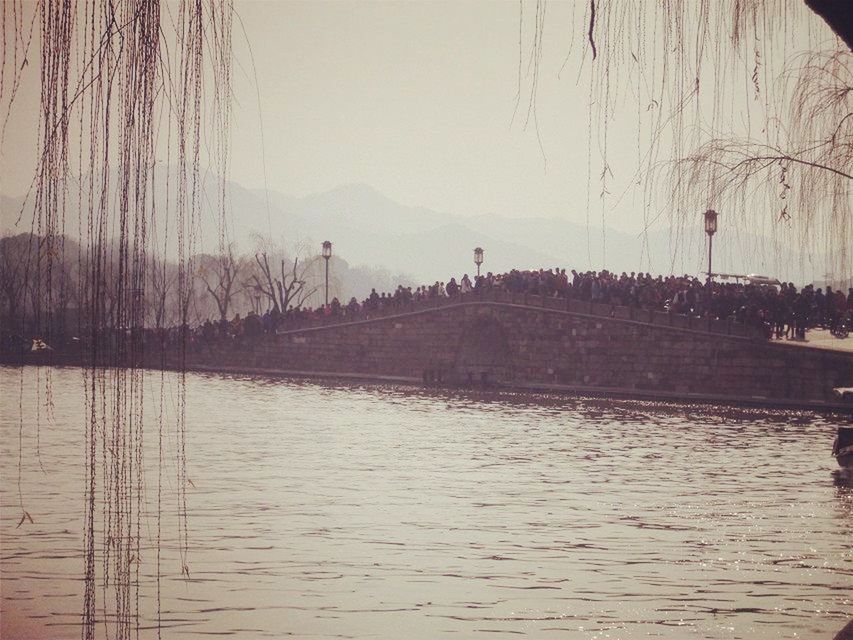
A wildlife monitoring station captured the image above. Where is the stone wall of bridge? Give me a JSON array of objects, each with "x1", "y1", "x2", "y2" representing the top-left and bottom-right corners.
[{"x1": 171, "y1": 293, "x2": 853, "y2": 408}]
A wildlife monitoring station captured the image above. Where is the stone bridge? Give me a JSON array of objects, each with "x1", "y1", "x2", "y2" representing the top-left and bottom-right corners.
[{"x1": 179, "y1": 291, "x2": 853, "y2": 410}]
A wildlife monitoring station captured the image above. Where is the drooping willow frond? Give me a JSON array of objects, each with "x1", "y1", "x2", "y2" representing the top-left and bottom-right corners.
[
  {"x1": 2, "y1": 1, "x2": 234, "y2": 638},
  {"x1": 661, "y1": 47, "x2": 853, "y2": 277},
  {"x1": 527, "y1": 0, "x2": 851, "y2": 280}
]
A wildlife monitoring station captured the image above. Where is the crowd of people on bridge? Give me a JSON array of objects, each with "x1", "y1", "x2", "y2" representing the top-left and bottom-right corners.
[
  {"x1": 3, "y1": 267, "x2": 851, "y2": 356},
  {"x1": 204, "y1": 268, "x2": 852, "y2": 343}
]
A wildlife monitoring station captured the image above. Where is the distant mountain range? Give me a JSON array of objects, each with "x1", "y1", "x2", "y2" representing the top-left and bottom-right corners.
[{"x1": 0, "y1": 172, "x2": 830, "y2": 285}]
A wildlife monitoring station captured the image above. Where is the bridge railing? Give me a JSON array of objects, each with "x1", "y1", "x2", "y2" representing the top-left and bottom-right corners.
[{"x1": 274, "y1": 288, "x2": 762, "y2": 339}]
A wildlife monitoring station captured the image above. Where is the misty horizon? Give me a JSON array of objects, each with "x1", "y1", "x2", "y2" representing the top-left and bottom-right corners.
[{"x1": 1, "y1": 168, "x2": 836, "y2": 288}]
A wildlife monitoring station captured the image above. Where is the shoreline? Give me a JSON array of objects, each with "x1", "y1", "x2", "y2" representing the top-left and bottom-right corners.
[{"x1": 4, "y1": 358, "x2": 852, "y2": 415}]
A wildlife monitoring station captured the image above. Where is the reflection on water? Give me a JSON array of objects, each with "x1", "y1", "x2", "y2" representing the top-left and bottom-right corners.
[{"x1": 1, "y1": 366, "x2": 851, "y2": 639}]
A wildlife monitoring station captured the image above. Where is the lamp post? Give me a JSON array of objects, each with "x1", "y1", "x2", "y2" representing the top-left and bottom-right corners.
[
  {"x1": 703, "y1": 209, "x2": 718, "y2": 288},
  {"x1": 322, "y1": 240, "x2": 332, "y2": 307},
  {"x1": 474, "y1": 246, "x2": 484, "y2": 278}
]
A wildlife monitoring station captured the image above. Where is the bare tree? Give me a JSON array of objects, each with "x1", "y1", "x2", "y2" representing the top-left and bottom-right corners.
[
  {"x1": 197, "y1": 245, "x2": 243, "y2": 326},
  {"x1": 148, "y1": 254, "x2": 178, "y2": 329},
  {"x1": 50, "y1": 245, "x2": 79, "y2": 338},
  {"x1": 0, "y1": 234, "x2": 35, "y2": 329},
  {"x1": 248, "y1": 240, "x2": 319, "y2": 313}
]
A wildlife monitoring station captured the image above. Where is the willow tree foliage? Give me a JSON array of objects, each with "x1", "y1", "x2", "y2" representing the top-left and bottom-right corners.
[
  {"x1": 527, "y1": 0, "x2": 851, "y2": 278},
  {"x1": 2, "y1": 1, "x2": 233, "y2": 638}
]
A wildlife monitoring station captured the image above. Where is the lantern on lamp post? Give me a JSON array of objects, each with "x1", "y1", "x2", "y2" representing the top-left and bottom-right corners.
[
  {"x1": 703, "y1": 209, "x2": 718, "y2": 287},
  {"x1": 473, "y1": 247, "x2": 484, "y2": 278},
  {"x1": 322, "y1": 240, "x2": 332, "y2": 307}
]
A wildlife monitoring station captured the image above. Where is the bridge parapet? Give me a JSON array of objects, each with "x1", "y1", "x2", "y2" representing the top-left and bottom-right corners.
[
  {"x1": 173, "y1": 291, "x2": 852, "y2": 410},
  {"x1": 6, "y1": 287, "x2": 849, "y2": 410},
  {"x1": 278, "y1": 289, "x2": 762, "y2": 340}
]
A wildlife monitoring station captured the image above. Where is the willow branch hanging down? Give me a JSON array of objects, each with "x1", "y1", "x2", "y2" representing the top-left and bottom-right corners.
[
  {"x1": 662, "y1": 47, "x2": 852, "y2": 275},
  {"x1": 524, "y1": 0, "x2": 852, "y2": 279},
  {"x1": 2, "y1": 1, "x2": 234, "y2": 639}
]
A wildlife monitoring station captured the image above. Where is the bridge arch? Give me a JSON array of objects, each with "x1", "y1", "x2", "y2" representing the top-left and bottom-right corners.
[{"x1": 452, "y1": 314, "x2": 513, "y2": 385}]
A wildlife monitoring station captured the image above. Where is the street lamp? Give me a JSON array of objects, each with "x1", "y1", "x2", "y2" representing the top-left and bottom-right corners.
[
  {"x1": 322, "y1": 240, "x2": 332, "y2": 306},
  {"x1": 474, "y1": 247, "x2": 484, "y2": 277},
  {"x1": 703, "y1": 209, "x2": 718, "y2": 287}
]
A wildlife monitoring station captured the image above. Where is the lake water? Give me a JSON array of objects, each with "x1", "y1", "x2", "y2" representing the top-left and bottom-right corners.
[{"x1": 1, "y1": 366, "x2": 851, "y2": 639}]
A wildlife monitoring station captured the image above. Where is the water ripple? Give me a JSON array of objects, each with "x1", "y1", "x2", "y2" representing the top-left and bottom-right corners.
[{"x1": 1, "y1": 366, "x2": 851, "y2": 638}]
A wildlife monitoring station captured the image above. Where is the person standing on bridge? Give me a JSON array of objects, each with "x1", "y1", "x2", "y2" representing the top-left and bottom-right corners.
[{"x1": 446, "y1": 278, "x2": 459, "y2": 297}]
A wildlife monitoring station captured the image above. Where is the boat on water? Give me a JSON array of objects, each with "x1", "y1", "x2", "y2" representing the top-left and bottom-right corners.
[
  {"x1": 833, "y1": 427, "x2": 853, "y2": 469},
  {"x1": 831, "y1": 387, "x2": 853, "y2": 469}
]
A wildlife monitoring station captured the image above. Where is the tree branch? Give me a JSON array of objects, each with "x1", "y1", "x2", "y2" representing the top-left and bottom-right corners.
[
  {"x1": 729, "y1": 154, "x2": 853, "y2": 181},
  {"x1": 588, "y1": 0, "x2": 597, "y2": 60}
]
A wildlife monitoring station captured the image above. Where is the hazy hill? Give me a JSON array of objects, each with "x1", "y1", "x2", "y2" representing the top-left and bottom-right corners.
[
  {"x1": 1, "y1": 174, "x2": 831, "y2": 286},
  {"x1": 254, "y1": 183, "x2": 823, "y2": 284}
]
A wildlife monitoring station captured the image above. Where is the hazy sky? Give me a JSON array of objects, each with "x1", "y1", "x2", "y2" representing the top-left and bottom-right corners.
[
  {"x1": 0, "y1": 0, "x2": 831, "y2": 250},
  {"x1": 228, "y1": 1, "x2": 595, "y2": 222},
  {"x1": 2, "y1": 1, "x2": 653, "y2": 228}
]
